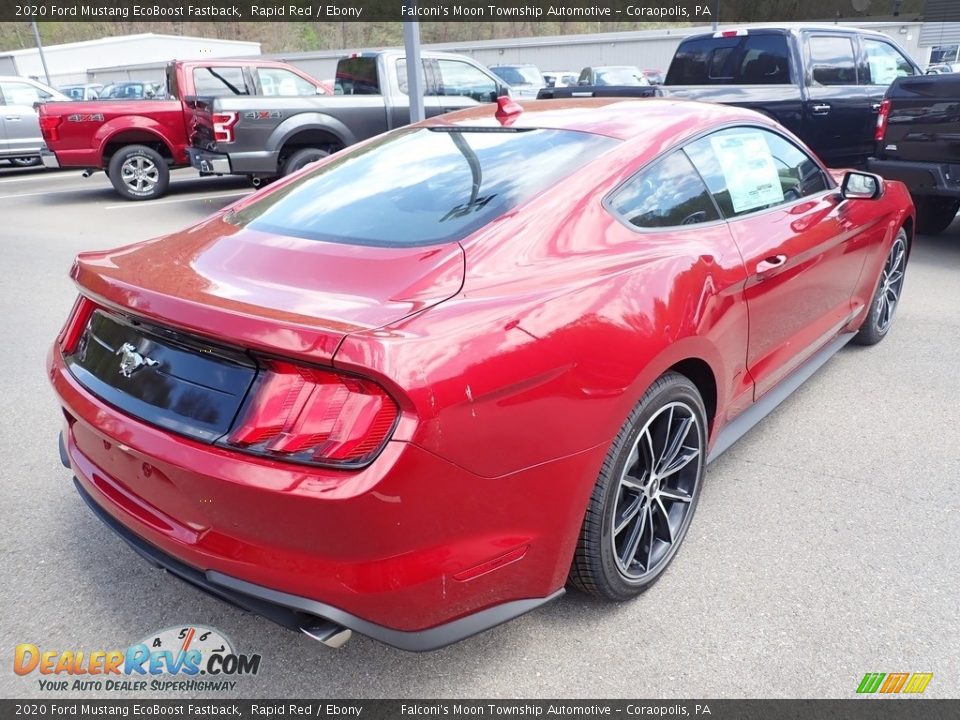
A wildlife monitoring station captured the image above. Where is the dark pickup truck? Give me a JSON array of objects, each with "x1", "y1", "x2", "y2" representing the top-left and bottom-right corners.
[
  {"x1": 868, "y1": 74, "x2": 960, "y2": 235},
  {"x1": 664, "y1": 26, "x2": 924, "y2": 167},
  {"x1": 542, "y1": 26, "x2": 923, "y2": 168},
  {"x1": 187, "y1": 50, "x2": 510, "y2": 184}
]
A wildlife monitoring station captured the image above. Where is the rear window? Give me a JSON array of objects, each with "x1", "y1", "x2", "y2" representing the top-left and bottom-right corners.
[
  {"x1": 228, "y1": 127, "x2": 617, "y2": 247},
  {"x1": 335, "y1": 57, "x2": 380, "y2": 95},
  {"x1": 666, "y1": 33, "x2": 791, "y2": 85}
]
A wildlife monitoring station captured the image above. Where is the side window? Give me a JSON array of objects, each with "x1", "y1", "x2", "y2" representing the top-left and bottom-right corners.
[
  {"x1": 0, "y1": 81, "x2": 45, "y2": 105},
  {"x1": 685, "y1": 127, "x2": 828, "y2": 218},
  {"x1": 863, "y1": 39, "x2": 916, "y2": 85},
  {"x1": 192, "y1": 67, "x2": 250, "y2": 97},
  {"x1": 808, "y1": 36, "x2": 858, "y2": 85},
  {"x1": 737, "y1": 34, "x2": 791, "y2": 84},
  {"x1": 436, "y1": 60, "x2": 497, "y2": 102},
  {"x1": 396, "y1": 59, "x2": 442, "y2": 96},
  {"x1": 256, "y1": 68, "x2": 317, "y2": 97},
  {"x1": 608, "y1": 151, "x2": 720, "y2": 229}
]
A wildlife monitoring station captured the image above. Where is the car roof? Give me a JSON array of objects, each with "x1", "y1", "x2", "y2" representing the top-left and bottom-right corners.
[{"x1": 425, "y1": 98, "x2": 774, "y2": 142}]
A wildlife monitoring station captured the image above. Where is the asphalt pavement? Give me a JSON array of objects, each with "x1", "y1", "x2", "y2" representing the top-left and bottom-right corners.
[{"x1": 1, "y1": 164, "x2": 958, "y2": 699}]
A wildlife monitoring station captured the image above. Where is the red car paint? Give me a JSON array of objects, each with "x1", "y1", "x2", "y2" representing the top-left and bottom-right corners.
[
  {"x1": 38, "y1": 59, "x2": 326, "y2": 170},
  {"x1": 49, "y1": 99, "x2": 914, "y2": 647}
]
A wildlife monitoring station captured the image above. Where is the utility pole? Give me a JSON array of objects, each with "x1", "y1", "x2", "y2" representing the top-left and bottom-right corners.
[
  {"x1": 31, "y1": 21, "x2": 52, "y2": 85},
  {"x1": 712, "y1": 0, "x2": 721, "y2": 31}
]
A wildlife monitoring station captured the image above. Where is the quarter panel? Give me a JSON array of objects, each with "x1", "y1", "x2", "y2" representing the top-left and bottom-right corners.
[{"x1": 334, "y1": 180, "x2": 751, "y2": 479}]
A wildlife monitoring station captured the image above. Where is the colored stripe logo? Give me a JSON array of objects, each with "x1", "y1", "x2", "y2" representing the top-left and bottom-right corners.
[{"x1": 857, "y1": 672, "x2": 933, "y2": 694}]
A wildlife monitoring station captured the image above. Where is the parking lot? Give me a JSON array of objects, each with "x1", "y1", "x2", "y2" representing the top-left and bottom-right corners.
[{"x1": 1, "y1": 165, "x2": 958, "y2": 699}]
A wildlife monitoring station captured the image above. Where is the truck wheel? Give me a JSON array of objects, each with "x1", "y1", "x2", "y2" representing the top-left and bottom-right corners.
[
  {"x1": 108, "y1": 145, "x2": 170, "y2": 201},
  {"x1": 10, "y1": 157, "x2": 41, "y2": 168},
  {"x1": 282, "y1": 148, "x2": 328, "y2": 177},
  {"x1": 914, "y1": 197, "x2": 960, "y2": 235}
]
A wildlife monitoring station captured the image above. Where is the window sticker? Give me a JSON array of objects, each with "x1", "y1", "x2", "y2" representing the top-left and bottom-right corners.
[{"x1": 709, "y1": 132, "x2": 784, "y2": 213}]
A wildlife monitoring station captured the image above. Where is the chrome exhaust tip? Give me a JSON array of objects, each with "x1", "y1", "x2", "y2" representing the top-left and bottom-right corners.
[
  {"x1": 300, "y1": 620, "x2": 352, "y2": 649},
  {"x1": 251, "y1": 176, "x2": 262, "y2": 188}
]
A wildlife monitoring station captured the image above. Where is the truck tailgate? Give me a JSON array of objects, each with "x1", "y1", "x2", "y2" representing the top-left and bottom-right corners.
[{"x1": 879, "y1": 75, "x2": 960, "y2": 164}]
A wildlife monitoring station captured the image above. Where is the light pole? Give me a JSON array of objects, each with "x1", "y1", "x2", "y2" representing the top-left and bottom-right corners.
[
  {"x1": 31, "y1": 21, "x2": 52, "y2": 85},
  {"x1": 402, "y1": 7, "x2": 425, "y2": 124}
]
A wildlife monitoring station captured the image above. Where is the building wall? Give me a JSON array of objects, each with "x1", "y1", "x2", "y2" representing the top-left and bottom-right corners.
[{"x1": 9, "y1": 35, "x2": 260, "y2": 85}]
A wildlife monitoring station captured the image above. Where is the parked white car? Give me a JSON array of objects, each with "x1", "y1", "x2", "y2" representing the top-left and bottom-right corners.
[{"x1": 0, "y1": 76, "x2": 69, "y2": 167}]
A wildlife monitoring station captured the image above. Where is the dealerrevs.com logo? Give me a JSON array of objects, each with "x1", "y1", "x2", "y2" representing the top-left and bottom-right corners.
[{"x1": 14, "y1": 626, "x2": 262, "y2": 693}]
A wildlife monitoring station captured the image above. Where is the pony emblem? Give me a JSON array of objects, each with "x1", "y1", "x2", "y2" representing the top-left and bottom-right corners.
[{"x1": 116, "y1": 343, "x2": 158, "y2": 378}]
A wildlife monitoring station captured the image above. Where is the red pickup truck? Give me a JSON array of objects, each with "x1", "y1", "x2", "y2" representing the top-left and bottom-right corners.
[{"x1": 39, "y1": 58, "x2": 329, "y2": 200}]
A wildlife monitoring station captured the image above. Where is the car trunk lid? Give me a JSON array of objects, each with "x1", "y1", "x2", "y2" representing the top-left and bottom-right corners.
[{"x1": 69, "y1": 214, "x2": 465, "y2": 364}]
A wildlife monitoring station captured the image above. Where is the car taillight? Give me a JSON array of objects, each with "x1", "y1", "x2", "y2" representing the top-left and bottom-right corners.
[
  {"x1": 39, "y1": 115, "x2": 62, "y2": 142},
  {"x1": 59, "y1": 296, "x2": 96, "y2": 352},
  {"x1": 875, "y1": 99, "x2": 891, "y2": 142},
  {"x1": 212, "y1": 112, "x2": 239, "y2": 143},
  {"x1": 225, "y1": 360, "x2": 399, "y2": 468}
]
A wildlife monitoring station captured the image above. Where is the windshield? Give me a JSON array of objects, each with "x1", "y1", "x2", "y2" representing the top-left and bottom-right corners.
[
  {"x1": 493, "y1": 66, "x2": 544, "y2": 86},
  {"x1": 228, "y1": 127, "x2": 617, "y2": 247}
]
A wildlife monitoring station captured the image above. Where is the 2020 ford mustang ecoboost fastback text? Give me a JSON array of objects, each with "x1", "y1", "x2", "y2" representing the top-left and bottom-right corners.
[{"x1": 49, "y1": 99, "x2": 913, "y2": 651}]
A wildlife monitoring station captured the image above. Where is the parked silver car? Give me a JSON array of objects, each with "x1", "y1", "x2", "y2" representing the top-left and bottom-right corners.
[{"x1": 0, "y1": 76, "x2": 69, "y2": 167}]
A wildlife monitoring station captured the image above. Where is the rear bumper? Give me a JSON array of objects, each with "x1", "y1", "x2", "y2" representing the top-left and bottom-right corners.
[
  {"x1": 66, "y1": 460, "x2": 561, "y2": 652},
  {"x1": 40, "y1": 149, "x2": 60, "y2": 169},
  {"x1": 187, "y1": 147, "x2": 280, "y2": 176},
  {"x1": 49, "y1": 346, "x2": 586, "y2": 646},
  {"x1": 867, "y1": 157, "x2": 960, "y2": 198},
  {"x1": 187, "y1": 147, "x2": 231, "y2": 175}
]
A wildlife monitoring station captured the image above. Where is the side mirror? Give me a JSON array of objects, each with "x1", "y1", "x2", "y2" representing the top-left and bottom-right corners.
[{"x1": 841, "y1": 171, "x2": 883, "y2": 200}]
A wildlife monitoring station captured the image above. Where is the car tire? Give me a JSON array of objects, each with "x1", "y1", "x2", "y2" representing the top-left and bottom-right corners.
[
  {"x1": 914, "y1": 196, "x2": 959, "y2": 235},
  {"x1": 10, "y1": 157, "x2": 41, "y2": 168},
  {"x1": 108, "y1": 145, "x2": 170, "y2": 201},
  {"x1": 282, "y1": 148, "x2": 328, "y2": 177},
  {"x1": 569, "y1": 372, "x2": 707, "y2": 601},
  {"x1": 853, "y1": 227, "x2": 909, "y2": 346}
]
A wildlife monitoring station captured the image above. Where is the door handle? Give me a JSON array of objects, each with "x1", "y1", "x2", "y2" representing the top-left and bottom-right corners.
[
  {"x1": 871, "y1": 102, "x2": 882, "y2": 113},
  {"x1": 756, "y1": 255, "x2": 788, "y2": 277},
  {"x1": 4, "y1": 115, "x2": 21, "y2": 121},
  {"x1": 811, "y1": 103, "x2": 831, "y2": 115}
]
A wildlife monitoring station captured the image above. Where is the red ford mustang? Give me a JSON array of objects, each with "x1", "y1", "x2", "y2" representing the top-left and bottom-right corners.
[{"x1": 49, "y1": 99, "x2": 913, "y2": 651}]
